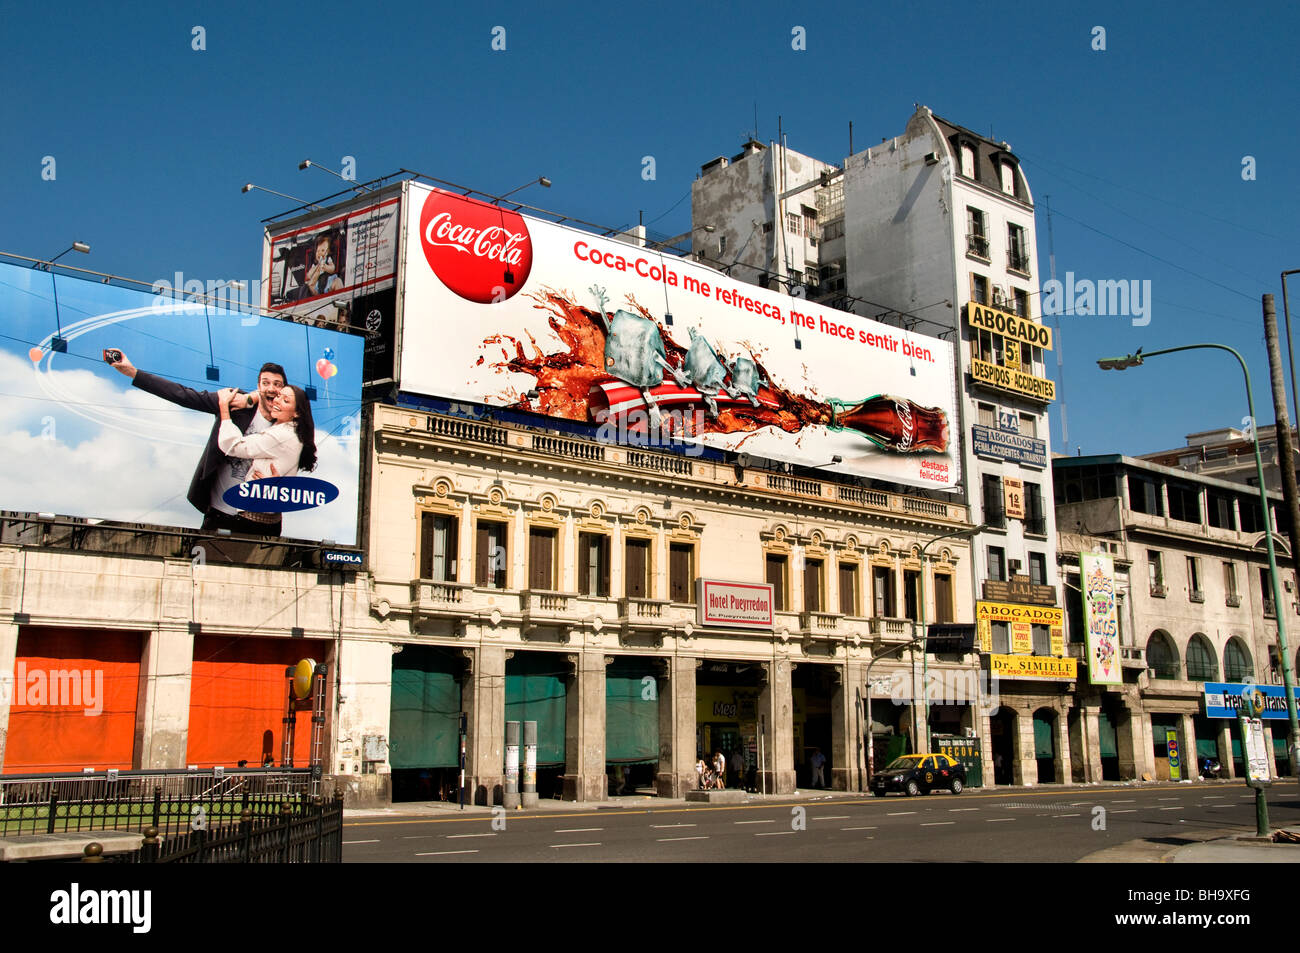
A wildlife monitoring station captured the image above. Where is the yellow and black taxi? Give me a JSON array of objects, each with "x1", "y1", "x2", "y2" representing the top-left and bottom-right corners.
[{"x1": 870, "y1": 754, "x2": 967, "y2": 796}]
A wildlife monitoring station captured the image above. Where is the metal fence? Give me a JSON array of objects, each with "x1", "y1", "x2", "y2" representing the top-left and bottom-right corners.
[
  {"x1": 0, "y1": 768, "x2": 317, "y2": 836},
  {"x1": 100, "y1": 794, "x2": 344, "y2": 864}
]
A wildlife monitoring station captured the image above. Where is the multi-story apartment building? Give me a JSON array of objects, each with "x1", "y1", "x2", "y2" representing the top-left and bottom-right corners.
[
  {"x1": 1140, "y1": 425, "x2": 1300, "y2": 497},
  {"x1": 693, "y1": 109, "x2": 1067, "y2": 784},
  {"x1": 1054, "y1": 453, "x2": 1299, "y2": 782}
]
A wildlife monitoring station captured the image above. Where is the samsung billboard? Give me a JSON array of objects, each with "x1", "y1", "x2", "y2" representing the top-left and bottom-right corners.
[
  {"x1": 0, "y1": 260, "x2": 363, "y2": 544},
  {"x1": 396, "y1": 184, "x2": 961, "y2": 490}
]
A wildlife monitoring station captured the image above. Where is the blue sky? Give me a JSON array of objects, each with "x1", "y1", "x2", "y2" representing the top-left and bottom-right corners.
[{"x1": 3, "y1": 0, "x2": 1297, "y2": 459}]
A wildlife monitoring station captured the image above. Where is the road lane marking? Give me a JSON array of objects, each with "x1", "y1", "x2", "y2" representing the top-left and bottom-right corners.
[
  {"x1": 416, "y1": 850, "x2": 478, "y2": 856},
  {"x1": 402, "y1": 835, "x2": 435, "y2": 840},
  {"x1": 1159, "y1": 807, "x2": 1182, "y2": 811},
  {"x1": 841, "y1": 826, "x2": 877, "y2": 831},
  {"x1": 447, "y1": 833, "x2": 496, "y2": 839},
  {"x1": 1112, "y1": 800, "x2": 1136, "y2": 803},
  {"x1": 813, "y1": 815, "x2": 851, "y2": 820},
  {"x1": 550, "y1": 843, "x2": 601, "y2": 848},
  {"x1": 735, "y1": 819, "x2": 776, "y2": 825},
  {"x1": 1203, "y1": 795, "x2": 1224, "y2": 799},
  {"x1": 887, "y1": 811, "x2": 916, "y2": 816},
  {"x1": 343, "y1": 839, "x2": 379, "y2": 844},
  {"x1": 949, "y1": 808, "x2": 979, "y2": 812},
  {"x1": 755, "y1": 831, "x2": 796, "y2": 836},
  {"x1": 921, "y1": 821, "x2": 955, "y2": 827},
  {"x1": 986, "y1": 818, "x2": 1015, "y2": 823},
  {"x1": 657, "y1": 835, "x2": 709, "y2": 842},
  {"x1": 651, "y1": 823, "x2": 696, "y2": 828},
  {"x1": 554, "y1": 828, "x2": 603, "y2": 833},
  {"x1": 1056, "y1": 813, "x2": 1081, "y2": 818},
  {"x1": 1210, "y1": 805, "x2": 1235, "y2": 809},
  {"x1": 1112, "y1": 809, "x2": 1138, "y2": 814},
  {"x1": 1158, "y1": 797, "x2": 1179, "y2": 801}
]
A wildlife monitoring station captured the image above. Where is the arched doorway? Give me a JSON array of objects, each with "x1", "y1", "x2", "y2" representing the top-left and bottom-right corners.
[
  {"x1": 1033, "y1": 708, "x2": 1058, "y2": 783},
  {"x1": 1146, "y1": 630, "x2": 1179, "y2": 680},
  {"x1": 990, "y1": 708, "x2": 1016, "y2": 785}
]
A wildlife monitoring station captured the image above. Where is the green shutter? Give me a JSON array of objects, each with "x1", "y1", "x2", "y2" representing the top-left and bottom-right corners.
[
  {"x1": 389, "y1": 646, "x2": 462, "y2": 769},
  {"x1": 1033, "y1": 715, "x2": 1055, "y2": 758},
  {"x1": 506, "y1": 653, "x2": 567, "y2": 766},
  {"x1": 1098, "y1": 710, "x2": 1119, "y2": 759},
  {"x1": 605, "y1": 658, "x2": 660, "y2": 764}
]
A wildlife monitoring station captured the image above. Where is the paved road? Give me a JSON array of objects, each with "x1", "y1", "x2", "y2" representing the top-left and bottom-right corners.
[{"x1": 341, "y1": 782, "x2": 1300, "y2": 862}]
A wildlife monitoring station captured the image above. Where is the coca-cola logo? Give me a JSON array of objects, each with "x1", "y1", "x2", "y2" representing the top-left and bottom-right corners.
[
  {"x1": 419, "y1": 189, "x2": 533, "y2": 303},
  {"x1": 893, "y1": 398, "x2": 914, "y2": 452}
]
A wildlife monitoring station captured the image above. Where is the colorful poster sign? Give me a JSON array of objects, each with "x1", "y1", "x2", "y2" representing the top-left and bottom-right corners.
[
  {"x1": 398, "y1": 183, "x2": 961, "y2": 490},
  {"x1": 1050, "y1": 626, "x2": 1065, "y2": 656},
  {"x1": 1166, "y1": 730, "x2": 1182, "y2": 781},
  {"x1": 697, "y1": 580, "x2": 775, "y2": 628},
  {"x1": 0, "y1": 261, "x2": 363, "y2": 544},
  {"x1": 1011, "y1": 622, "x2": 1032, "y2": 654},
  {"x1": 989, "y1": 654, "x2": 1077, "y2": 680},
  {"x1": 1080, "y1": 553, "x2": 1120, "y2": 685}
]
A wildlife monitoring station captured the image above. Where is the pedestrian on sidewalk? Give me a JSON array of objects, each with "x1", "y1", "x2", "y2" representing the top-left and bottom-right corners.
[{"x1": 809, "y1": 747, "x2": 826, "y2": 789}]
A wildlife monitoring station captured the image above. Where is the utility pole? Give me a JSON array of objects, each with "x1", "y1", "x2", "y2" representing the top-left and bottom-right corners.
[{"x1": 1262, "y1": 293, "x2": 1300, "y2": 775}]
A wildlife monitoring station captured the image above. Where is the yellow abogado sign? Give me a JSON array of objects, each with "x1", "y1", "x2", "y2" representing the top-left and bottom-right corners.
[
  {"x1": 966, "y1": 303, "x2": 1054, "y2": 350},
  {"x1": 976, "y1": 601, "x2": 1065, "y2": 626},
  {"x1": 990, "y1": 654, "x2": 1078, "y2": 680},
  {"x1": 971, "y1": 357, "x2": 1057, "y2": 402}
]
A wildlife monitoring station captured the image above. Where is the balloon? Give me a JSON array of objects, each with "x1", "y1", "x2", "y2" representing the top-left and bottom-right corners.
[
  {"x1": 28, "y1": 347, "x2": 43, "y2": 363},
  {"x1": 316, "y1": 358, "x2": 330, "y2": 378},
  {"x1": 323, "y1": 347, "x2": 334, "y2": 361},
  {"x1": 329, "y1": 363, "x2": 339, "y2": 378}
]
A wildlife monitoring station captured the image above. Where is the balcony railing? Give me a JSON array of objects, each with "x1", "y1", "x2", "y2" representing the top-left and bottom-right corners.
[
  {"x1": 1024, "y1": 515, "x2": 1047, "y2": 536},
  {"x1": 1120, "y1": 646, "x2": 1147, "y2": 669},
  {"x1": 1007, "y1": 249, "x2": 1031, "y2": 275},
  {"x1": 983, "y1": 504, "x2": 1006, "y2": 529},
  {"x1": 1148, "y1": 661, "x2": 1180, "y2": 680},
  {"x1": 1265, "y1": 598, "x2": 1277, "y2": 618},
  {"x1": 869, "y1": 617, "x2": 911, "y2": 639},
  {"x1": 1226, "y1": 594, "x2": 1242, "y2": 608},
  {"x1": 966, "y1": 233, "x2": 990, "y2": 259},
  {"x1": 800, "y1": 611, "x2": 843, "y2": 634},
  {"x1": 1150, "y1": 583, "x2": 1167, "y2": 598}
]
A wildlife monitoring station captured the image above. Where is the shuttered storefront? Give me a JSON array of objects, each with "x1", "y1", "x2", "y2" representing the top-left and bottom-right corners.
[
  {"x1": 187, "y1": 635, "x2": 330, "y2": 768},
  {"x1": 506, "y1": 652, "x2": 566, "y2": 765},
  {"x1": 605, "y1": 657, "x2": 658, "y2": 764},
  {"x1": 5, "y1": 627, "x2": 142, "y2": 773},
  {"x1": 389, "y1": 644, "x2": 463, "y2": 769}
]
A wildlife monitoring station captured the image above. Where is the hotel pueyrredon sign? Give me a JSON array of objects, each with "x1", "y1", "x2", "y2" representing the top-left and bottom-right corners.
[{"x1": 697, "y1": 580, "x2": 775, "y2": 629}]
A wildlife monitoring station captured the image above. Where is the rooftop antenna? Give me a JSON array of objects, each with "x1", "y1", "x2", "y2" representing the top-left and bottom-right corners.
[{"x1": 1045, "y1": 194, "x2": 1069, "y2": 454}]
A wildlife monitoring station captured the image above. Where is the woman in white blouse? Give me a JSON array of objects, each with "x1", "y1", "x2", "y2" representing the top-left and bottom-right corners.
[{"x1": 216, "y1": 384, "x2": 318, "y2": 480}]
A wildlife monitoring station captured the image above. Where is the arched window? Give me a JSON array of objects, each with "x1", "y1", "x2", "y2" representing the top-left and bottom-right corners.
[
  {"x1": 1224, "y1": 638, "x2": 1253, "y2": 682},
  {"x1": 1146, "y1": 631, "x2": 1179, "y2": 680},
  {"x1": 1185, "y1": 635, "x2": 1218, "y2": 682}
]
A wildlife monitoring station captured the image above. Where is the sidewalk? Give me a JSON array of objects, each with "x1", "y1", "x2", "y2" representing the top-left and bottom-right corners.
[{"x1": 1080, "y1": 830, "x2": 1300, "y2": 863}]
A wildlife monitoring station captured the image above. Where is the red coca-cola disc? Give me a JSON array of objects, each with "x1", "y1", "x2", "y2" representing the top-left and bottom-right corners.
[{"x1": 418, "y1": 189, "x2": 533, "y2": 303}]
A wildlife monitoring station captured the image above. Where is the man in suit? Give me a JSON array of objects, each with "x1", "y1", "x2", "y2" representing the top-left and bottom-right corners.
[{"x1": 108, "y1": 350, "x2": 288, "y2": 536}]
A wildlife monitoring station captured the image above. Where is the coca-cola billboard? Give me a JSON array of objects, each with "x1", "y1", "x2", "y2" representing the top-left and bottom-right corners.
[{"x1": 398, "y1": 182, "x2": 961, "y2": 490}]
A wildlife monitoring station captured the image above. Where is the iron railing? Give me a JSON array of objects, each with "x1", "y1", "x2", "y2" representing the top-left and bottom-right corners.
[{"x1": 0, "y1": 768, "x2": 316, "y2": 836}]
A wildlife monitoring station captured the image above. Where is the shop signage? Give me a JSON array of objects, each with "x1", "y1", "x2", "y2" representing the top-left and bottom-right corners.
[
  {"x1": 971, "y1": 356, "x2": 1057, "y2": 402},
  {"x1": 697, "y1": 580, "x2": 775, "y2": 629},
  {"x1": 1080, "y1": 553, "x2": 1121, "y2": 686},
  {"x1": 976, "y1": 601, "x2": 1064, "y2": 625},
  {"x1": 1050, "y1": 625, "x2": 1065, "y2": 656},
  {"x1": 972, "y1": 425, "x2": 1048, "y2": 467},
  {"x1": 1003, "y1": 478, "x2": 1025, "y2": 520},
  {"x1": 983, "y1": 576, "x2": 1057, "y2": 606},
  {"x1": 997, "y1": 408, "x2": 1019, "y2": 433},
  {"x1": 1011, "y1": 622, "x2": 1032, "y2": 653},
  {"x1": 1204, "y1": 682, "x2": 1290, "y2": 720},
  {"x1": 966, "y1": 302, "x2": 1054, "y2": 350},
  {"x1": 1166, "y1": 730, "x2": 1182, "y2": 781},
  {"x1": 1244, "y1": 718, "x2": 1272, "y2": 783},
  {"x1": 988, "y1": 654, "x2": 1077, "y2": 680}
]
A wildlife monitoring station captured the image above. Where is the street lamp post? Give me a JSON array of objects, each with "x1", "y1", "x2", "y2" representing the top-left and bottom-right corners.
[
  {"x1": 1097, "y1": 344, "x2": 1300, "y2": 775},
  {"x1": 915, "y1": 523, "x2": 987, "y2": 753}
]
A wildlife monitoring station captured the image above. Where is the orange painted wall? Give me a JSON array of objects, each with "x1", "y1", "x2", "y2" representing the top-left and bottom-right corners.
[
  {"x1": 186, "y1": 635, "x2": 330, "y2": 768},
  {"x1": 5, "y1": 627, "x2": 143, "y2": 773}
]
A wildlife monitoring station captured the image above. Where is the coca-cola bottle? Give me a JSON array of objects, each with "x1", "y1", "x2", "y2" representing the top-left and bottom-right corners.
[{"x1": 827, "y1": 395, "x2": 949, "y2": 453}]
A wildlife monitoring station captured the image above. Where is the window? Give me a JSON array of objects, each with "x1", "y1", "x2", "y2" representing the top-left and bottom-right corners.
[
  {"x1": 977, "y1": 403, "x2": 996, "y2": 428},
  {"x1": 987, "y1": 546, "x2": 1006, "y2": 583},
  {"x1": 1167, "y1": 482, "x2": 1201, "y2": 524},
  {"x1": 1186, "y1": 556, "x2": 1202, "y2": 600},
  {"x1": 983, "y1": 473, "x2": 1005, "y2": 528},
  {"x1": 1031, "y1": 624, "x2": 1051, "y2": 655},
  {"x1": 578, "y1": 532, "x2": 611, "y2": 597},
  {"x1": 971, "y1": 273, "x2": 989, "y2": 305},
  {"x1": 1000, "y1": 162, "x2": 1016, "y2": 196},
  {"x1": 1012, "y1": 287, "x2": 1030, "y2": 318},
  {"x1": 838, "y1": 562, "x2": 859, "y2": 616},
  {"x1": 1225, "y1": 638, "x2": 1253, "y2": 682},
  {"x1": 933, "y1": 573, "x2": 954, "y2": 624},
  {"x1": 420, "y1": 513, "x2": 458, "y2": 582},
  {"x1": 1240, "y1": 497, "x2": 1265, "y2": 533},
  {"x1": 990, "y1": 622, "x2": 1010, "y2": 654},
  {"x1": 669, "y1": 543, "x2": 694, "y2": 604},
  {"x1": 802, "y1": 207, "x2": 817, "y2": 235},
  {"x1": 786, "y1": 212, "x2": 801, "y2": 235},
  {"x1": 1223, "y1": 562, "x2": 1239, "y2": 606},
  {"x1": 528, "y1": 526, "x2": 557, "y2": 591},
  {"x1": 1207, "y1": 491, "x2": 1235, "y2": 529},
  {"x1": 717, "y1": 235, "x2": 727, "y2": 256},
  {"x1": 803, "y1": 557, "x2": 825, "y2": 613},
  {"x1": 960, "y1": 144, "x2": 976, "y2": 179},
  {"x1": 1146, "y1": 632, "x2": 1178, "y2": 679},
  {"x1": 475, "y1": 520, "x2": 507, "y2": 588},
  {"x1": 903, "y1": 569, "x2": 921, "y2": 621},
  {"x1": 1261, "y1": 568, "x2": 1276, "y2": 616},
  {"x1": 1028, "y1": 552, "x2": 1047, "y2": 587},
  {"x1": 1128, "y1": 474, "x2": 1163, "y2": 515},
  {"x1": 872, "y1": 565, "x2": 896, "y2": 617},
  {"x1": 1007, "y1": 224, "x2": 1030, "y2": 274},
  {"x1": 1018, "y1": 413, "x2": 1037, "y2": 438},
  {"x1": 625, "y1": 537, "x2": 650, "y2": 599},
  {"x1": 1025, "y1": 482, "x2": 1046, "y2": 535},
  {"x1": 766, "y1": 553, "x2": 789, "y2": 612},
  {"x1": 1148, "y1": 551, "x2": 1164, "y2": 596},
  {"x1": 966, "y1": 207, "x2": 989, "y2": 258},
  {"x1": 1186, "y1": 635, "x2": 1218, "y2": 681}
]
